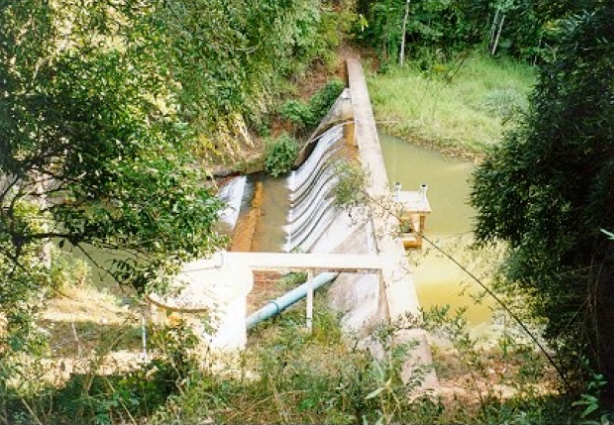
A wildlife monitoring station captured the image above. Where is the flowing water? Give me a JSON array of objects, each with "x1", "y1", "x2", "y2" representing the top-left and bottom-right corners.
[
  {"x1": 218, "y1": 176, "x2": 247, "y2": 230},
  {"x1": 379, "y1": 134, "x2": 493, "y2": 328},
  {"x1": 251, "y1": 174, "x2": 290, "y2": 252},
  {"x1": 285, "y1": 125, "x2": 345, "y2": 253}
]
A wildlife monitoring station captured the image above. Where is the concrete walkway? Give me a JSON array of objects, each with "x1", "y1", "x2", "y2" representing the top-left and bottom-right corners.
[
  {"x1": 214, "y1": 251, "x2": 387, "y2": 272},
  {"x1": 347, "y1": 58, "x2": 421, "y2": 320},
  {"x1": 347, "y1": 58, "x2": 437, "y2": 389}
]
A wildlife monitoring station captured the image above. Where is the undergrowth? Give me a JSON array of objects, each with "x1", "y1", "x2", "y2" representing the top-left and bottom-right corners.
[
  {"x1": 150, "y1": 297, "x2": 587, "y2": 425},
  {"x1": 1, "y1": 278, "x2": 606, "y2": 424},
  {"x1": 264, "y1": 133, "x2": 300, "y2": 177},
  {"x1": 368, "y1": 52, "x2": 536, "y2": 158},
  {"x1": 279, "y1": 78, "x2": 345, "y2": 132}
]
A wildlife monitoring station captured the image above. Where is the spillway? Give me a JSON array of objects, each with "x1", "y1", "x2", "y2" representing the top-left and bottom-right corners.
[
  {"x1": 284, "y1": 124, "x2": 345, "y2": 253},
  {"x1": 218, "y1": 176, "x2": 247, "y2": 231}
]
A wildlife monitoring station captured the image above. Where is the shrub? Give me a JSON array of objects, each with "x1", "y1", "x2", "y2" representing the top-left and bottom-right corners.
[
  {"x1": 279, "y1": 100, "x2": 314, "y2": 129},
  {"x1": 279, "y1": 78, "x2": 346, "y2": 131},
  {"x1": 308, "y1": 78, "x2": 345, "y2": 122},
  {"x1": 264, "y1": 134, "x2": 299, "y2": 177},
  {"x1": 480, "y1": 88, "x2": 528, "y2": 123}
]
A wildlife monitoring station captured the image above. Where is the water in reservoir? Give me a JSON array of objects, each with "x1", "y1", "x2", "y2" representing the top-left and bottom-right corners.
[{"x1": 379, "y1": 133, "x2": 494, "y2": 328}]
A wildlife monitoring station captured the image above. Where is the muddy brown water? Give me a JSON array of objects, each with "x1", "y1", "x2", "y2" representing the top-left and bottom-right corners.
[{"x1": 379, "y1": 133, "x2": 493, "y2": 328}]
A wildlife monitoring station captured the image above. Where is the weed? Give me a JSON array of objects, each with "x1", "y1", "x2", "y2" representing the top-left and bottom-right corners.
[{"x1": 264, "y1": 133, "x2": 299, "y2": 177}]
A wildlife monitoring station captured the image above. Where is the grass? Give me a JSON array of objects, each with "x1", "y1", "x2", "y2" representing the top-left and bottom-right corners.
[
  {"x1": 368, "y1": 52, "x2": 536, "y2": 158},
  {"x1": 3, "y1": 279, "x2": 590, "y2": 425},
  {"x1": 148, "y1": 297, "x2": 578, "y2": 425}
]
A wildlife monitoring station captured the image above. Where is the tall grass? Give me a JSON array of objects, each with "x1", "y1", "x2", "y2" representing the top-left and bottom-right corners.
[
  {"x1": 3, "y1": 289, "x2": 591, "y2": 424},
  {"x1": 368, "y1": 52, "x2": 536, "y2": 157},
  {"x1": 149, "y1": 296, "x2": 580, "y2": 425}
]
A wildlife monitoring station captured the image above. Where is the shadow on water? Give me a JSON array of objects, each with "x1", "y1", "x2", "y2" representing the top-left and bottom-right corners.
[{"x1": 379, "y1": 133, "x2": 494, "y2": 329}]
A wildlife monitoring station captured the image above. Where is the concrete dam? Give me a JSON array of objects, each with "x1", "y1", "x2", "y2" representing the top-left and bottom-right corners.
[{"x1": 149, "y1": 58, "x2": 436, "y2": 387}]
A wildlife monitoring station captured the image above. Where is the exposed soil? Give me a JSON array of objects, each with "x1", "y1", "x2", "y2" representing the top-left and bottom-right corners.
[{"x1": 247, "y1": 271, "x2": 286, "y2": 315}]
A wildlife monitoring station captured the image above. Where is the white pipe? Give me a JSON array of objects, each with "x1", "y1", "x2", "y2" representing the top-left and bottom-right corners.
[{"x1": 246, "y1": 272, "x2": 339, "y2": 329}]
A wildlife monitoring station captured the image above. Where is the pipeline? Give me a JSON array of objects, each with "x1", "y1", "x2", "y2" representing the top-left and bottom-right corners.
[{"x1": 246, "y1": 272, "x2": 339, "y2": 329}]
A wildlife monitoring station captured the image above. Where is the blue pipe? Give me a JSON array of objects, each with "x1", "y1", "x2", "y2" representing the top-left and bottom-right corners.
[{"x1": 246, "y1": 272, "x2": 339, "y2": 329}]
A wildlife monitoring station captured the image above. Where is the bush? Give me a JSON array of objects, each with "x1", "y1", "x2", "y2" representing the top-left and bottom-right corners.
[
  {"x1": 264, "y1": 134, "x2": 299, "y2": 177},
  {"x1": 480, "y1": 88, "x2": 528, "y2": 123},
  {"x1": 279, "y1": 78, "x2": 346, "y2": 130},
  {"x1": 279, "y1": 100, "x2": 314, "y2": 130},
  {"x1": 308, "y1": 78, "x2": 345, "y2": 122}
]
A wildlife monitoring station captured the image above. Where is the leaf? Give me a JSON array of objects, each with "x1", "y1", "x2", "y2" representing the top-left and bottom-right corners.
[
  {"x1": 365, "y1": 386, "x2": 385, "y2": 400},
  {"x1": 600, "y1": 229, "x2": 614, "y2": 240},
  {"x1": 581, "y1": 402, "x2": 599, "y2": 418}
]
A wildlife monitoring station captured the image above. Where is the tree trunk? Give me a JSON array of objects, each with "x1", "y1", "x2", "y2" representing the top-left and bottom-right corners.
[
  {"x1": 399, "y1": 0, "x2": 411, "y2": 66},
  {"x1": 488, "y1": 8, "x2": 500, "y2": 50},
  {"x1": 491, "y1": 13, "x2": 506, "y2": 56}
]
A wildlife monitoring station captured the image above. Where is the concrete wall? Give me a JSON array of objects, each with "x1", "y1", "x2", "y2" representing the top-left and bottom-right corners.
[{"x1": 303, "y1": 58, "x2": 437, "y2": 388}]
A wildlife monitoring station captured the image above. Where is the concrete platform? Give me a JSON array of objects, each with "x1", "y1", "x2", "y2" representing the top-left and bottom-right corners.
[{"x1": 208, "y1": 251, "x2": 387, "y2": 273}]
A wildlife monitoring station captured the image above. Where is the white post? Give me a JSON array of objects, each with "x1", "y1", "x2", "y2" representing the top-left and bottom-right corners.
[
  {"x1": 141, "y1": 313, "x2": 148, "y2": 361},
  {"x1": 306, "y1": 269, "x2": 314, "y2": 331},
  {"x1": 394, "y1": 182, "x2": 402, "y2": 201}
]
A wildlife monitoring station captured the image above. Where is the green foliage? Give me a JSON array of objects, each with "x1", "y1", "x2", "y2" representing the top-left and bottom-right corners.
[
  {"x1": 50, "y1": 249, "x2": 91, "y2": 289},
  {"x1": 572, "y1": 374, "x2": 610, "y2": 424},
  {"x1": 148, "y1": 302, "x2": 591, "y2": 424},
  {"x1": 369, "y1": 53, "x2": 535, "y2": 156},
  {"x1": 471, "y1": 4, "x2": 614, "y2": 396},
  {"x1": 0, "y1": 0, "x2": 350, "y2": 365},
  {"x1": 0, "y1": 318, "x2": 199, "y2": 424},
  {"x1": 147, "y1": 0, "x2": 327, "y2": 148},
  {"x1": 1, "y1": 298, "x2": 597, "y2": 424},
  {"x1": 332, "y1": 160, "x2": 370, "y2": 210},
  {"x1": 280, "y1": 78, "x2": 346, "y2": 130},
  {"x1": 152, "y1": 301, "x2": 437, "y2": 425},
  {"x1": 280, "y1": 100, "x2": 315, "y2": 129},
  {"x1": 480, "y1": 87, "x2": 529, "y2": 123},
  {"x1": 309, "y1": 78, "x2": 346, "y2": 121},
  {"x1": 0, "y1": 1, "x2": 233, "y2": 353},
  {"x1": 354, "y1": 0, "x2": 486, "y2": 62},
  {"x1": 264, "y1": 134, "x2": 300, "y2": 178},
  {"x1": 354, "y1": 0, "x2": 604, "y2": 64}
]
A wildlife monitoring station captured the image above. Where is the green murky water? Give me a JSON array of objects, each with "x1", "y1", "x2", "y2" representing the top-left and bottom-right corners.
[{"x1": 380, "y1": 133, "x2": 493, "y2": 328}]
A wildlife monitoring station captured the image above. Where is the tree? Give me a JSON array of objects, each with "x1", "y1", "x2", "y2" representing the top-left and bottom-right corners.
[
  {"x1": 0, "y1": 0, "x2": 347, "y2": 354},
  {"x1": 146, "y1": 0, "x2": 345, "y2": 162},
  {"x1": 471, "y1": 3, "x2": 614, "y2": 394},
  {"x1": 0, "y1": 1, "x2": 225, "y2": 352},
  {"x1": 354, "y1": 0, "x2": 495, "y2": 62}
]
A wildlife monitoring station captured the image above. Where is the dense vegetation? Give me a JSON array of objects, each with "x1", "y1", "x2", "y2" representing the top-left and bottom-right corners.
[
  {"x1": 364, "y1": 0, "x2": 614, "y2": 410},
  {"x1": 0, "y1": 0, "x2": 344, "y2": 354},
  {"x1": 1, "y1": 287, "x2": 575, "y2": 425},
  {"x1": 354, "y1": 0, "x2": 603, "y2": 64},
  {"x1": 471, "y1": 3, "x2": 614, "y2": 397},
  {"x1": 368, "y1": 54, "x2": 535, "y2": 156}
]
